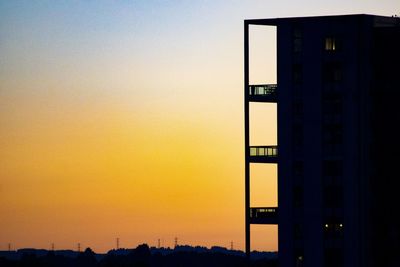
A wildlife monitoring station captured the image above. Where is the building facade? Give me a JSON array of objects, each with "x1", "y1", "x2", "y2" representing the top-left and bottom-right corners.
[{"x1": 244, "y1": 15, "x2": 400, "y2": 267}]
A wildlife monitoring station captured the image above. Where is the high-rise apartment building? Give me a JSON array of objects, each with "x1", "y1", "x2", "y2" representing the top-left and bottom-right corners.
[{"x1": 244, "y1": 14, "x2": 400, "y2": 267}]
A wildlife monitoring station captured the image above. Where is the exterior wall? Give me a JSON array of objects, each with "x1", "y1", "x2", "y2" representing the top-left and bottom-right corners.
[
  {"x1": 245, "y1": 14, "x2": 400, "y2": 267},
  {"x1": 277, "y1": 21, "x2": 294, "y2": 267},
  {"x1": 275, "y1": 15, "x2": 398, "y2": 267},
  {"x1": 370, "y1": 24, "x2": 400, "y2": 267}
]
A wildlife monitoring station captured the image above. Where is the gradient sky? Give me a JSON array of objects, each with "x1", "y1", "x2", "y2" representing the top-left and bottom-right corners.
[{"x1": 1, "y1": 0, "x2": 399, "y2": 252}]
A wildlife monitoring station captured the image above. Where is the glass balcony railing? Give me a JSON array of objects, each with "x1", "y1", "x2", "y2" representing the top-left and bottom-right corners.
[
  {"x1": 250, "y1": 207, "x2": 278, "y2": 219},
  {"x1": 249, "y1": 146, "x2": 278, "y2": 157},
  {"x1": 249, "y1": 84, "x2": 277, "y2": 97}
]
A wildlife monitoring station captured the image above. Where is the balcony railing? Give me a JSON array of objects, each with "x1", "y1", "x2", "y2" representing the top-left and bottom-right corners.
[
  {"x1": 249, "y1": 84, "x2": 277, "y2": 96},
  {"x1": 249, "y1": 207, "x2": 278, "y2": 224},
  {"x1": 248, "y1": 84, "x2": 277, "y2": 102},
  {"x1": 249, "y1": 146, "x2": 278, "y2": 157},
  {"x1": 250, "y1": 207, "x2": 278, "y2": 218}
]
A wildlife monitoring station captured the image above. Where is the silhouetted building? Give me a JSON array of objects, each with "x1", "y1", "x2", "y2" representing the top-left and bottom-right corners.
[{"x1": 244, "y1": 14, "x2": 400, "y2": 267}]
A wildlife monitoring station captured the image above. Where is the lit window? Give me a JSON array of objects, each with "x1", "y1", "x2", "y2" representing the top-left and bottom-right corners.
[
  {"x1": 324, "y1": 222, "x2": 344, "y2": 239},
  {"x1": 325, "y1": 37, "x2": 336, "y2": 51}
]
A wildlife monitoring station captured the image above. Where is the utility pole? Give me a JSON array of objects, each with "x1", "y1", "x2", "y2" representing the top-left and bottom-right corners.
[
  {"x1": 77, "y1": 243, "x2": 81, "y2": 252},
  {"x1": 174, "y1": 237, "x2": 178, "y2": 248},
  {"x1": 8, "y1": 243, "x2": 11, "y2": 252},
  {"x1": 157, "y1": 238, "x2": 161, "y2": 249},
  {"x1": 230, "y1": 241, "x2": 234, "y2": 250},
  {"x1": 116, "y1": 238, "x2": 119, "y2": 250},
  {"x1": 51, "y1": 243, "x2": 55, "y2": 251}
]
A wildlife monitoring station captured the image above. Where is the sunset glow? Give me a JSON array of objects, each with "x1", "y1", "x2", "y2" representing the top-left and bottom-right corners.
[{"x1": 0, "y1": 0, "x2": 398, "y2": 252}]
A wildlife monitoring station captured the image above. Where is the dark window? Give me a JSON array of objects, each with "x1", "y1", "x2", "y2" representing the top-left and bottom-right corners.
[
  {"x1": 323, "y1": 160, "x2": 342, "y2": 177},
  {"x1": 293, "y1": 123, "x2": 303, "y2": 153},
  {"x1": 323, "y1": 92, "x2": 342, "y2": 114},
  {"x1": 323, "y1": 113, "x2": 342, "y2": 125},
  {"x1": 293, "y1": 186, "x2": 304, "y2": 208},
  {"x1": 324, "y1": 247, "x2": 343, "y2": 267},
  {"x1": 294, "y1": 247, "x2": 304, "y2": 267},
  {"x1": 322, "y1": 91, "x2": 343, "y2": 155},
  {"x1": 323, "y1": 62, "x2": 342, "y2": 83},
  {"x1": 293, "y1": 64, "x2": 303, "y2": 84},
  {"x1": 324, "y1": 222, "x2": 344, "y2": 239},
  {"x1": 294, "y1": 223, "x2": 303, "y2": 239},
  {"x1": 323, "y1": 124, "x2": 342, "y2": 145},
  {"x1": 293, "y1": 161, "x2": 304, "y2": 178},
  {"x1": 293, "y1": 100, "x2": 304, "y2": 124},
  {"x1": 323, "y1": 98, "x2": 342, "y2": 125},
  {"x1": 293, "y1": 100, "x2": 303, "y2": 116},
  {"x1": 293, "y1": 28, "x2": 302, "y2": 53},
  {"x1": 324, "y1": 185, "x2": 343, "y2": 208}
]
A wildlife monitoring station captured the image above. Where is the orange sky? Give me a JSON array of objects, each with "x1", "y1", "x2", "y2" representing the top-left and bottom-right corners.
[
  {"x1": 1, "y1": 0, "x2": 397, "y2": 253},
  {"x1": 0, "y1": 88, "x2": 277, "y2": 251}
]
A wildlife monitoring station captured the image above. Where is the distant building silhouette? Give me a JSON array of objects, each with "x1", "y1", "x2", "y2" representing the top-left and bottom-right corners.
[
  {"x1": 244, "y1": 14, "x2": 400, "y2": 267},
  {"x1": 0, "y1": 245, "x2": 278, "y2": 267}
]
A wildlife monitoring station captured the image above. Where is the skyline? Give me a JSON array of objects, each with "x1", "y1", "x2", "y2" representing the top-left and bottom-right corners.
[{"x1": 1, "y1": 1, "x2": 399, "y2": 253}]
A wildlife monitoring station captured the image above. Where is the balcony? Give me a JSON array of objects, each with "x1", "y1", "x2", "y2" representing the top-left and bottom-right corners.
[
  {"x1": 249, "y1": 207, "x2": 278, "y2": 224},
  {"x1": 248, "y1": 84, "x2": 277, "y2": 102},
  {"x1": 249, "y1": 145, "x2": 277, "y2": 163}
]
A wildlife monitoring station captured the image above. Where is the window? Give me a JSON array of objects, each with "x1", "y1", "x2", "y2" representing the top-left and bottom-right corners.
[
  {"x1": 293, "y1": 161, "x2": 304, "y2": 178},
  {"x1": 324, "y1": 247, "x2": 343, "y2": 267},
  {"x1": 293, "y1": 123, "x2": 303, "y2": 146},
  {"x1": 324, "y1": 185, "x2": 343, "y2": 208},
  {"x1": 294, "y1": 223, "x2": 303, "y2": 239},
  {"x1": 323, "y1": 160, "x2": 342, "y2": 177},
  {"x1": 295, "y1": 250, "x2": 304, "y2": 267},
  {"x1": 293, "y1": 186, "x2": 304, "y2": 208},
  {"x1": 296, "y1": 255, "x2": 304, "y2": 267},
  {"x1": 324, "y1": 221, "x2": 344, "y2": 238},
  {"x1": 293, "y1": 64, "x2": 303, "y2": 84},
  {"x1": 293, "y1": 100, "x2": 303, "y2": 116},
  {"x1": 325, "y1": 37, "x2": 336, "y2": 51},
  {"x1": 293, "y1": 28, "x2": 302, "y2": 53},
  {"x1": 323, "y1": 132, "x2": 343, "y2": 156},
  {"x1": 323, "y1": 92, "x2": 342, "y2": 114},
  {"x1": 323, "y1": 124, "x2": 342, "y2": 145},
  {"x1": 323, "y1": 62, "x2": 342, "y2": 83}
]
